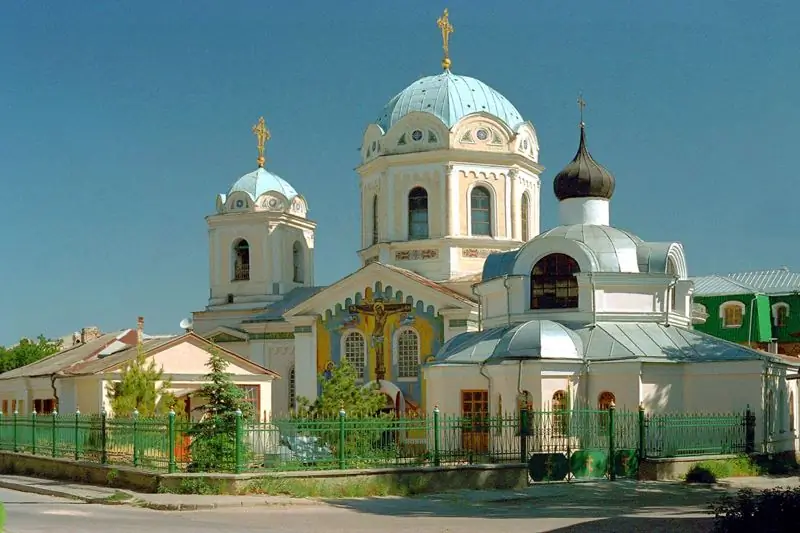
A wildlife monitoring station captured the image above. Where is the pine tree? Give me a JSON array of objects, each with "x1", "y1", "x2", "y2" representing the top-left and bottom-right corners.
[
  {"x1": 107, "y1": 342, "x2": 175, "y2": 417},
  {"x1": 187, "y1": 347, "x2": 252, "y2": 472}
]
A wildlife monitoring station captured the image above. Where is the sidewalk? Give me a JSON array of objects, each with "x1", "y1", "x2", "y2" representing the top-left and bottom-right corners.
[{"x1": 0, "y1": 475, "x2": 325, "y2": 511}]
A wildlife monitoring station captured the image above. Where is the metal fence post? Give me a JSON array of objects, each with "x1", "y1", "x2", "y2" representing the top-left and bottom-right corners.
[
  {"x1": 433, "y1": 406, "x2": 441, "y2": 467},
  {"x1": 744, "y1": 405, "x2": 755, "y2": 454},
  {"x1": 520, "y1": 406, "x2": 529, "y2": 464},
  {"x1": 234, "y1": 409, "x2": 243, "y2": 474},
  {"x1": 168, "y1": 409, "x2": 176, "y2": 474},
  {"x1": 338, "y1": 407, "x2": 346, "y2": 470},
  {"x1": 100, "y1": 410, "x2": 108, "y2": 464},
  {"x1": 31, "y1": 410, "x2": 37, "y2": 456},
  {"x1": 638, "y1": 404, "x2": 646, "y2": 460},
  {"x1": 608, "y1": 402, "x2": 616, "y2": 481},
  {"x1": 74, "y1": 409, "x2": 80, "y2": 461},
  {"x1": 132, "y1": 409, "x2": 139, "y2": 468},
  {"x1": 12, "y1": 409, "x2": 18, "y2": 453},
  {"x1": 51, "y1": 409, "x2": 58, "y2": 458}
]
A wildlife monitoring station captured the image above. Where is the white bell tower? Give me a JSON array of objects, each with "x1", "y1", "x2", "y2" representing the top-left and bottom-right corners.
[{"x1": 206, "y1": 117, "x2": 316, "y2": 309}]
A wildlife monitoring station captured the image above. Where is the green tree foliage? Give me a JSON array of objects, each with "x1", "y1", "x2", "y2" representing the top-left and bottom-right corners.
[
  {"x1": 296, "y1": 360, "x2": 387, "y2": 419},
  {"x1": 106, "y1": 342, "x2": 176, "y2": 417},
  {"x1": 0, "y1": 335, "x2": 62, "y2": 373},
  {"x1": 187, "y1": 348, "x2": 253, "y2": 472}
]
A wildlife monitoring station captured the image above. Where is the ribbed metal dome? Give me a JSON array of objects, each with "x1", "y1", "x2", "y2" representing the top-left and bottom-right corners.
[{"x1": 553, "y1": 124, "x2": 615, "y2": 201}]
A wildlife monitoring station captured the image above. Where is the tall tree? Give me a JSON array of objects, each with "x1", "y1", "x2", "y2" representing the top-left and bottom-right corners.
[
  {"x1": 0, "y1": 335, "x2": 62, "y2": 374},
  {"x1": 187, "y1": 347, "x2": 253, "y2": 472},
  {"x1": 106, "y1": 342, "x2": 175, "y2": 417}
]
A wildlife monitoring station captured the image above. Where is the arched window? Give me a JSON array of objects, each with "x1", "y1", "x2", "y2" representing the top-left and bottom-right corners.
[
  {"x1": 233, "y1": 239, "x2": 250, "y2": 281},
  {"x1": 372, "y1": 195, "x2": 379, "y2": 245},
  {"x1": 343, "y1": 332, "x2": 367, "y2": 380},
  {"x1": 521, "y1": 192, "x2": 530, "y2": 242},
  {"x1": 598, "y1": 391, "x2": 616, "y2": 410},
  {"x1": 772, "y1": 303, "x2": 790, "y2": 327},
  {"x1": 292, "y1": 241, "x2": 304, "y2": 283},
  {"x1": 720, "y1": 301, "x2": 745, "y2": 328},
  {"x1": 530, "y1": 253, "x2": 580, "y2": 309},
  {"x1": 552, "y1": 390, "x2": 569, "y2": 436},
  {"x1": 288, "y1": 366, "x2": 296, "y2": 413},
  {"x1": 407, "y1": 187, "x2": 429, "y2": 240},
  {"x1": 470, "y1": 186, "x2": 492, "y2": 236},
  {"x1": 397, "y1": 329, "x2": 420, "y2": 378}
]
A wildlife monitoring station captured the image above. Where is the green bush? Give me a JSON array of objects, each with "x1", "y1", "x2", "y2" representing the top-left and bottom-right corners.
[
  {"x1": 710, "y1": 487, "x2": 800, "y2": 532},
  {"x1": 685, "y1": 455, "x2": 761, "y2": 482}
]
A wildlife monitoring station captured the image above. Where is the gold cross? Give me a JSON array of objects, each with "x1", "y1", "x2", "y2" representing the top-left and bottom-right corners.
[
  {"x1": 577, "y1": 93, "x2": 586, "y2": 125},
  {"x1": 437, "y1": 9, "x2": 454, "y2": 70},
  {"x1": 252, "y1": 116, "x2": 271, "y2": 168}
]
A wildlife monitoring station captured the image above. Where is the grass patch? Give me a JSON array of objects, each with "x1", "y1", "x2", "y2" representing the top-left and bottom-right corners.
[
  {"x1": 685, "y1": 455, "x2": 762, "y2": 483},
  {"x1": 243, "y1": 477, "x2": 407, "y2": 499},
  {"x1": 0, "y1": 502, "x2": 5, "y2": 531}
]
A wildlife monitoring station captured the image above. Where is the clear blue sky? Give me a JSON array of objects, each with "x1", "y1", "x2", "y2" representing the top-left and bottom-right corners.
[{"x1": 1, "y1": 1, "x2": 798, "y2": 345}]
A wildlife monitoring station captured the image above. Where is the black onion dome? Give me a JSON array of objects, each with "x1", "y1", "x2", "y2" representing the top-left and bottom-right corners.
[{"x1": 553, "y1": 124, "x2": 615, "y2": 201}]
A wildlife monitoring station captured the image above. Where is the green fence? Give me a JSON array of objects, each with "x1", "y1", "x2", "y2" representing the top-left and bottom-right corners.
[{"x1": 0, "y1": 406, "x2": 754, "y2": 477}]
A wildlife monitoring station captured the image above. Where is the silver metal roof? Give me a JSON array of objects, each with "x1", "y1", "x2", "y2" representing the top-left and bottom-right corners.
[
  {"x1": 429, "y1": 321, "x2": 796, "y2": 367},
  {"x1": 539, "y1": 225, "x2": 642, "y2": 273},
  {"x1": 692, "y1": 268, "x2": 800, "y2": 296},
  {"x1": 486, "y1": 320, "x2": 583, "y2": 363}
]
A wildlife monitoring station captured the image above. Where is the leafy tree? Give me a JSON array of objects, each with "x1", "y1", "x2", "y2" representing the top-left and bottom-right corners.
[
  {"x1": 0, "y1": 335, "x2": 62, "y2": 373},
  {"x1": 187, "y1": 348, "x2": 253, "y2": 472},
  {"x1": 106, "y1": 342, "x2": 176, "y2": 417},
  {"x1": 296, "y1": 360, "x2": 386, "y2": 419}
]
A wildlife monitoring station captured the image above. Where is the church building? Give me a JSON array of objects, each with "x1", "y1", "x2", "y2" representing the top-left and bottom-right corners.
[{"x1": 189, "y1": 10, "x2": 799, "y2": 457}]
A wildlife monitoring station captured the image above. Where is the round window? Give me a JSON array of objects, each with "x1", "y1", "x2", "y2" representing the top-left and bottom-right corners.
[
  {"x1": 476, "y1": 129, "x2": 489, "y2": 141},
  {"x1": 235, "y1": 199, "x2": 244, "y2": 208},
  {"x1": 412, "y1": 130, "x2": 423, "y2": 141}
]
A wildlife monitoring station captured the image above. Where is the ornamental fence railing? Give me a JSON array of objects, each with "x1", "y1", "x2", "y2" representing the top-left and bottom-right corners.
[{"x1": 0, "y1": 406, "x2": 755, "y2": 477}]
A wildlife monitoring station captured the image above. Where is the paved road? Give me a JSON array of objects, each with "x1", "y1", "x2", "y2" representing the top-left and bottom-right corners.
[{"x1": 1, "y1": 487, "x2": 714, "y2": 533}]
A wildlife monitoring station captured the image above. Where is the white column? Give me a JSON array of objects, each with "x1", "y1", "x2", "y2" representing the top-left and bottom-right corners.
[
  {"x1": 448, "y1": 166, "x2": 459, "y2": 236},
  {"x1": 504, "y1": 171, "x2": 512, "y2": 239},
  {"x1": 293, "y1": 322, "x2": 318, "y2": 403}
]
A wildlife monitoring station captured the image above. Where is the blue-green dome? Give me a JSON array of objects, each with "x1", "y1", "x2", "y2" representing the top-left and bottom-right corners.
[
  {"x1": 377, "y1": 71, "x2": 525, "y2": 132},
  {"x1": 228, "y1": 167, "x2": 298, "y2": 201}
]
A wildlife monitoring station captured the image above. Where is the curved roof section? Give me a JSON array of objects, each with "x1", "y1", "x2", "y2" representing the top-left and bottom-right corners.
[
  {"x1": 376, "y1": 71, "x2": 525, "y2": 132},
  {"x1": 431, "y1": 326, "x2": 514, "y2": 365},
  {"x1": 486, "y1": 320, "x2": 584, "y2": 363},
  {"x1": 538, "y1": 225, "x2": 642, "y2": 273},
  {"x1": 228, "y1": 167, "x2": 299, "y2": 202}
]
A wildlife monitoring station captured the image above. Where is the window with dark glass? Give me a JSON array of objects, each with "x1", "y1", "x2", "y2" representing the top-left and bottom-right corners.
[
  {"x1": 471, "y1": 186, "x2": 492, "y2": 236},
  {"x1": 233, "y1": 239, "x2": 250, "y2": 281},
  {"x1": 408, "y1": 187, "x2": 429, "y2": 240},
  {"x1": 530, "y1": 253, "x2": 580, "y2": 309}
]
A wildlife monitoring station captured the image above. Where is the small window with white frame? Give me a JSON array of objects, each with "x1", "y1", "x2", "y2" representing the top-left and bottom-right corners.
[
  {"x1": 720, "y1": 301, "x2": 745, "y2": 328},
  {"x1": 772, "y1": 302, "x2": 790, "y2": 327}
]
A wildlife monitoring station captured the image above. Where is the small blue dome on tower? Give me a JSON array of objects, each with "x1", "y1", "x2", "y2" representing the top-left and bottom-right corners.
[
  {"x1": 376, "y1": 71, "x2": 526, "y2": 132},
  {"x1": 228, "y1": 167, "x2": 298, "y2": 201}
]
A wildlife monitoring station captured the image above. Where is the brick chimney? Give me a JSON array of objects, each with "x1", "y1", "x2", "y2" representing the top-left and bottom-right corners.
[{"x1": 137, "y1": 316, "x2": 144, "y2": 345}]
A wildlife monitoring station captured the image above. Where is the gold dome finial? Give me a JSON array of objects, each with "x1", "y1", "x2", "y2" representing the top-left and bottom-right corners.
[
  {"x1": 437, "y1": 8, "x2": 454, "y2": 71},
  {"x1": 252, "y1": 116, "x2": 270, "y2": 168}
]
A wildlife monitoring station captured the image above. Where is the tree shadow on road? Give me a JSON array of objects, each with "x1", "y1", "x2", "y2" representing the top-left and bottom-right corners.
[{"x1": 322, "y1": 480, "x2": 725, "y2": 525}]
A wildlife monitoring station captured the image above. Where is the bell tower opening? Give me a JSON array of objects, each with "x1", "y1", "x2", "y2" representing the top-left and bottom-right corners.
[{"x1": 233, "y1": 239, "x2": 250, "y2": 281}]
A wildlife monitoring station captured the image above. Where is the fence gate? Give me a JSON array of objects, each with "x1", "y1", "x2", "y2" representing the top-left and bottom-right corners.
[{"x1": 524, "y1": 408, "x2": 639, "y2": 483}]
